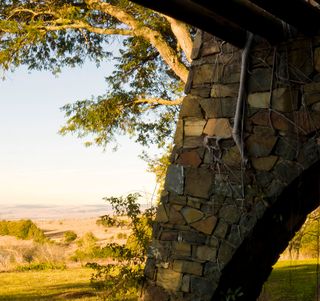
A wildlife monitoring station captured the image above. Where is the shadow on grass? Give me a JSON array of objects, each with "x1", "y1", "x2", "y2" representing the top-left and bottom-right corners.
[
  {"x1": 260, "y1": 262, "x2": 319, "y2": 301},
  {"x1": 0, "y1": 282, "x2": 97, "y2": 301}
]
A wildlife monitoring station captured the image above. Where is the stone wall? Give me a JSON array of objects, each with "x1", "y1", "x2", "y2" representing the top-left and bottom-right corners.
[{"x1": 143, "y1": 31, "x2": 320, "y2": 301}]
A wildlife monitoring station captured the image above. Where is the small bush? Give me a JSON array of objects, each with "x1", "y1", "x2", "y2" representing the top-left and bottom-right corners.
[
  {"x1": 0, "y1": 220, "x2": 47, "y2": 243},
  {"x1": 64, "y1": 231, "x2": 77, "y2": 243},
  {"x1": 16, "y1": 262, "x2": 66, "y2": 271},
  {"x1": 116, "y1": 232, "x2": 127, "y2": 240}
]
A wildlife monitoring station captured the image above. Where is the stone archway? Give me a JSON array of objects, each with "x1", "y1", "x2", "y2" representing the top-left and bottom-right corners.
[{"x1": 142, "y1": 32, "x2": 320, "y2": 301}]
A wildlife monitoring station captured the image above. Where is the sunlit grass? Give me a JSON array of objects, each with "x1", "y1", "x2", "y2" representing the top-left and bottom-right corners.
[
  {"x1": 0, "y1": 267, "x2": 99, "y2": 300},
  {"x1": 260, "y1": 259, "x2": 320, "y2": 301}
]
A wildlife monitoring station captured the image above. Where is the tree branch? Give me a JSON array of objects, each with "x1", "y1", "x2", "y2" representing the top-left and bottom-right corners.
[
  {"x1": 134, "y1": 97, "x2": 183, "y2": 106},
  {"x1": 163, "y1": 15, "x2": 193, "y2": 63},
  {"x1": 85, "y1": 0, "x2": 189, "y2": 83}
]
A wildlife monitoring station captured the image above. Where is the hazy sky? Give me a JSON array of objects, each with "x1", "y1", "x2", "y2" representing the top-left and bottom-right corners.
[{"x1": 0, "y1": 62, "x2": 157, "y2": 206}]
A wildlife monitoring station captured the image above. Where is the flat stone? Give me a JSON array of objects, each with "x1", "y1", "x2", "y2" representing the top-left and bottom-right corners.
[
  {"x1": 179, "y1": 95, "x2": 203, "y2": 118},
  {"x1": 185, "y1": 167, "x2": 214, "y2": 198},
  {"x1": 203, "y1": 118, "x2": 232, "y2": 138},
  {"x1": 246, "y1": 134, "x2": 278, "y2": 157},
  {"x1": 214, "y1": 220, "x2": 229, "y2": 239},
  {"x1": 201, "y1": 41, "x2": 220, "y2": 57},
  {"x1": 200, "y1": 97, "x2": 236, "y2": 118},
  {"x1": 173, "y1": 242, "x2": 192, "y2": 257},
  {"x1": 191, "y1": 276, "x2": 217, "y2": 297},
  {"x1": 174, "y1": 119, "x2": 183, "y2": 148},
  {"x1": 183, "y1": 136, "x2": 204, "y2": 148},
  {"x1": 196, "y1": 245, "x2": 217, "y2": 261},
  {"x1": 164, "y1": 165, "x2": 184, "y2": 195},
  {"x1": 248, "y1": 68, "x2": 272, "y2": 92},
  {"x1": 217, "y1": 241, "x2": 235, "y2": 266},
  {"x1": 253, "y1": 126, "x2": 275, "y2": 136},
  {"x1": 288, "y1": 48, "x2": 313, "y2": 81},
  {"x1": 222, "y1": 146, "x2": 242, "y2": 168},
  {"x1": 169, "y1": 207, "x2": 185, "y2": 225},
  {"x1": 173, "y1": 260, "x2": 203, "y2": 276},
  {"x1": 155, "y1": 203, "x2": 169, "y2": 223},
  {"x1": 272, "y1": 88, "x2": 299, "y2": 112},
  {"x1": 313, "y1": 102, "x2": 320, "y2": 111},
  {"x1": 314, "y1": 47, "x2": 320, "y2": 73},
  {"x1": 248, "y1": 91, "x2": 270, "y2": 109},
  {"x1": 160, "y1": 231, "x2": 178, "y2": 241},
  {"x1": 219, "y1": 205, "x2": 241, "y2": 224},
  {"x1": 180, "y1": 231, "x2": 207, "y2": 244},
  {"x1": 292, "y1": 111, "x2": 320, "y2": 134},
  {"x1": 211, "y1": 84, "x2": 239, "y2": 98},
  {"x1": 251, "y1": 156, "x2": 278, "y2": 171},
  {"x1": 192, "y1": 64, "x2": 217, "y2": 85},
  {"x1": 304, "y1": 81, "x2": 320, "y2": 94},
  {"x1": 156, "y1": 268, "x2": 182, "y2": 291},
  {"x1": 187, "y1": 196, "x2": 202, "y2": 209},
  {"x1": 190, "y1": 86, "x2": 211, "y2": 98},
  {"x1": 303, "y1": 93, "x2": 320, "y2": 106},
  {"x1": 181, "y1": 207, "x2": 204, "y2": 224},
  {"x1": 191, "y1": 30, "x2": 203, "y2": 60},
  {"x1": 181, "y1": 275, "x2": 191, "y2": 293},
  {"x1": 250, "y1": 111, "x2": 290, "y2": 131},
  {"x1": 274, "y1": 136, "x2": 299, "y2": 160},
  {"x1": 177, "y1": 151, "x2": 202, "y2": 168},
  {"x1": 184, "y1": 118, "x2": 206, "y2": 136},
  {"x1": 191, "y1": 215, "x2": 218, "y2": 235},
  {"x1": 273, "y1": 160, "x2": 302, "y2": 184}
]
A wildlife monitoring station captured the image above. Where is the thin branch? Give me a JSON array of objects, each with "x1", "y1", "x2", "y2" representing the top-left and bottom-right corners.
[{"x1": 134, "y1": 97, "x2": 183, "y2": 106}]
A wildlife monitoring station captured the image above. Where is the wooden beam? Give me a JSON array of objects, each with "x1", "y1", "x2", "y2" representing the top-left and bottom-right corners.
[
  {"x1": 249, "y1": 0, "x2": 320, "y2": 35},
  {"x1": 192, "y1": 0, "x2": 286, "y2": 43},
  {"x1": 129, "y1": 0, "x2": 247, "y2": 48}
]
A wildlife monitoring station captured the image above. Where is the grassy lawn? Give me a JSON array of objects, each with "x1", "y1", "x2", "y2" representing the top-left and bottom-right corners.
[
  {"x1": 261, "y1": 259, "x2": 320, "y2": 301},
  {"x1": 0, "y1": 267, "x2": 100, "y2": 301}
]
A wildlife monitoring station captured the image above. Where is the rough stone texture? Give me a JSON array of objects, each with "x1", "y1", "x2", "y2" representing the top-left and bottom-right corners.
[
  {"x1": 185, "y1": 168, "x2": 214, "y2": 198},
  {"x1": 203, "y1": 118, "x2": 232, "y2": 138},
  {"x1": 181, "y1": 207, "x2": 204, "y2": 224},
  {"x1": 157, "y1": 268, "x2": 182, "y2": 291},
  {"x1": 184, "y1": 118, "x2": 206, "y2": 137},
  {"x1": 191, "y1": 215, "x2": 218, "y2": 235},
  {"x1": 164, "y1": 165, "x2": 184, "y2": 195},
  {"x1": 173, "y1": 260, "x2": 203, "y2": 276},
  {"x1": 143, "y1": 32, "x2": 320, "y2": 301}
]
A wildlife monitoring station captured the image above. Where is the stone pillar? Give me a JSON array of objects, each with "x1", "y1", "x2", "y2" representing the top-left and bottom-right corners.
[{"x1": 143, "y1": 32, "x2": 320, "y2": 301}]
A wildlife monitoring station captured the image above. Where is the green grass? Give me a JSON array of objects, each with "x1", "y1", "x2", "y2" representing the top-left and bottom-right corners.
[
  {"x1": 0, "y1": 267, "x2": 100, "y2": 300},
  {"x1": 261, "y1": 259, "x2": 320, "y2": 301}
]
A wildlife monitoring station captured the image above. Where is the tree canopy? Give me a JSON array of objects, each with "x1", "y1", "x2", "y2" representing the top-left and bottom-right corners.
[{"x1": 0, "y1": 0, "x2": 193, "y2": 148}]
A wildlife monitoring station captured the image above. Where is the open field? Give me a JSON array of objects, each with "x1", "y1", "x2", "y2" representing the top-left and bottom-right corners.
[
  {"x1": 259, "y1": 259, "x2": 320, "y2": 301},
  {"x1": 0, "y1": 267, "x2": 99, "y2": 301}
]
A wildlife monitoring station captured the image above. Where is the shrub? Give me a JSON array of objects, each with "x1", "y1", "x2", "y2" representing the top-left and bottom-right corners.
[
  {"x1": 64, "y1": 231, "x2": 77, "y2": 243},
  {"x1": 0, "y1": 220, "x2": 47, "y2": 243},
  {"x1": 87, "y1": 193, "x2": 156, "y2": 300},
  {"x1": 116, "y1": 232, "x2": 127, "y2": 240},
  {"x1": 16, "y1": 262, "x2": 66, "y2": 271}
]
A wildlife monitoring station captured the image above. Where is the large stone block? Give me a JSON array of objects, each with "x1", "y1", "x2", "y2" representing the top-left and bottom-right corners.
[
  {"x1": 181, "y1": 207, "x2": 204, "y2": 224},
  {"x1": 156, "y1": 268, "x2": 182, "y2": 291},
  {"x1": 250, "y1": 111, "x2": 290, "y2": 131},
  {"x1": 203, "y1": 118, "x2": 232, "y2": 138},
  {"x1": 179, "y1": 95, "x2": 203, "y2": 118},
  {"x1": 155, "y1": 203, "x2": 169, "y2": 223},
  {"x1": 248, "y1": 68, "x2": 272, "y2": 92},
  {"x1": 246, "y1": 134, "x2": 278, "y2": 157},
  {"x1": 185, "y1": 167, "x2": 214, "y2": 198},
  {"x1": 191, "y1": 215, "x2": 218, "y2": 235},
  {"x1": 177, "y1": 151, "x2": 202, "y2": 168},
  {"x1": 196, "y1": 245, "x2": 217, "y2": 261},
  {"x1": 200, "y1": 97, "x2": 236, "y2": 118},
  {"x1": 211, "y1": 84, "x2": 239, "y2": 98},
  {"x1": 184, "y1": 118, "x2": 206, "y2": 137},
  {"x1": 251, "y1": 156, "x2": 278, "y2": 171},
  {"x1": 164, "y1": 165, "x2": 184, "y2": 195},
  {"x1": 173, "y1": 260, "x2": 203, "y2": 276},
  {"x1": 219, "y1": 205, "x2": 241, "y2": 224}
]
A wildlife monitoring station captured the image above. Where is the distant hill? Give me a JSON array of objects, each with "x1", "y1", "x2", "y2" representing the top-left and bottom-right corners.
[
  {"x1": 0, "y1": 202, "x2": 152, "y2": 220},
  {"x1": 0, "y1": 204, "x2": 113, "y2": 220}
]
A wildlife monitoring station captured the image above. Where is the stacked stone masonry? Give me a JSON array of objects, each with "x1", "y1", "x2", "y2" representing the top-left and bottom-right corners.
[{"x1": 143, "y1": 31, "x2": 320, "y2": 301}]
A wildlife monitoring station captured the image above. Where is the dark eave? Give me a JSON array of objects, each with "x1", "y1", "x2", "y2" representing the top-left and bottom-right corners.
[{"x1": 130, "y1": 0, "x2": 320, "y2": 47}]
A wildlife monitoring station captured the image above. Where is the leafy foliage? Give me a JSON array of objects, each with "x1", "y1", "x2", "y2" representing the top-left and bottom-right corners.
[
  {"x1": 86, "y1": 193, "x2": 155, "y2": 300},
  {"x1": 64, "y1": 230, "x2": 78, "y2": 243},
  {"x1": 0, "y1": 0, "x2": 191, "y2": 149},
  {"x1": 0, "y1": 220, "x2": 47, "y2": 243}
]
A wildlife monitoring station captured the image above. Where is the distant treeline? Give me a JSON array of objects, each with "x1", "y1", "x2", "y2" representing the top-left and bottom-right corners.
[{"x1": 0, "y1": 220, "x2": 47, "y2": 243}]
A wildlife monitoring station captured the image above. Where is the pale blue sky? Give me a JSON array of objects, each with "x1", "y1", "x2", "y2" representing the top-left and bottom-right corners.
[{"x1": 0, "y1": 62, "x2": 157, "y2": 206}]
